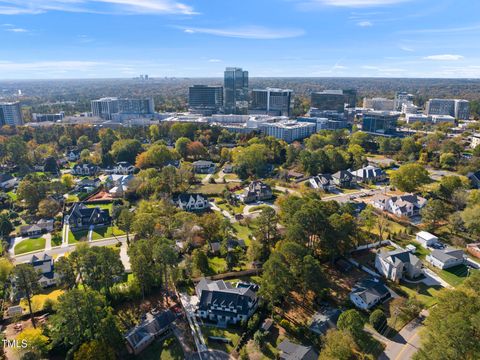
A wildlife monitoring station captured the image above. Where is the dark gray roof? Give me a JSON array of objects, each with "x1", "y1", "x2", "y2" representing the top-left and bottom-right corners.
[
  {"x1": 332, "y1": 170, "x2": 353, "y2": 181},
  {"x1": 351, "y1": 278, "x2": 390, "y2": 305},
  {"x1": 380, "y1": 249, "x2": 421, "y2": 267},
  {"x1": 430, "y1": 248, "x2": 464, "y2": 263},
  {"x1": 278, "y1": 339, "x2": 318, "y2": 360},
  {"x1": 196, "y1": 278, "x2": 258, "y2": 317}
]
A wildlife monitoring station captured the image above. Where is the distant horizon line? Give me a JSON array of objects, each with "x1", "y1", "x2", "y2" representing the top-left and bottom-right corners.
[{"x1": 1, "y1": 76, "x2": 480, "y2": 81}]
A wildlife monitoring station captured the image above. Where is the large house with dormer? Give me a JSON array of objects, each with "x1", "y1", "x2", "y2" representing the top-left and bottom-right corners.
[
  {"x1": 372, "y1": 193, "x2": 427, "y2": 218},
  {"x1": 351, "y1": 165, "x2": 386, "y2": 183},
  {"x1": 174, "y1": 193, "x2": 210, "y2": 212},
  {"x1": 309, "y1": 174, "x2": 335, "y2": 192},
  {"x1": 375, "y1": 248, "x2": 422, "y2": 282},
  {"x1": 243, "y1": 181, "x2": 273, "y2": 203},
  {"x1": 195, "y1": 278, "x2": 259, "y2": 327},
  {"x1": 71, "y1": 163, "x2": 100, "y2": 176},
  {"x1": 67, "y1": 203, "x2": 111, "y2": 230},
  {"x1": 112, "y1": 162, "x2": 137, "y2": 175}
]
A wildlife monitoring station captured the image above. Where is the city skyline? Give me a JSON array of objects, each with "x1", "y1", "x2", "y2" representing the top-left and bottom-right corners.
[{"x1": 1, "y1": 0, "x2": 480, "y2": 79}]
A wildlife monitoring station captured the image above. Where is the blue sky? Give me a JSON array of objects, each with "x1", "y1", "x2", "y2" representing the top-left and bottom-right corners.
[{"x1": 0, "y1": 0, "x2": 479, "y2": 79}]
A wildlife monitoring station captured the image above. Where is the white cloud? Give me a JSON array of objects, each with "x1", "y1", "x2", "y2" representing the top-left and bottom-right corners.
[
  {"x1": 307, "y1": 0, "x2": 411, "y2": 7},
  {"x1": 0, "y1": 60, "x2": 104, "y2": 72},
  {"x1": 0, "y1": 0, "x2": 196, "y2": 15},
  {"x1": 399, "y1": 45, "x2": 414, "y2": 52},
  {"x1": 423, "y1": 54, "x2": 464, "y2": 61},
  {"x1": 5, "y1": 27, "x2": 27, "y2": 32},
  {"x1": 208, "y1": 59, "x2": 222, "y2": 63},
  {"x1": 357, "y1": 21, "x2": 372, "y2": 27},
  {"x1": 181, "y1": 26, "x2": 305, "y2": 39}
]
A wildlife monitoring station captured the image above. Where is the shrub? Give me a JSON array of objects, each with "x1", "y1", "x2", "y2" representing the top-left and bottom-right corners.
[{"x1": 369, "y1": 309, "x2": 387, "y2": 332}]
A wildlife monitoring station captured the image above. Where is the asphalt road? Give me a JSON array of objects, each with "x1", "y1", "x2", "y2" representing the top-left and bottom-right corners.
[
  {"x1": 378, "y1": 311, "x2": 427, "y2": 360},
  {"x1": 13, "y1": 236, "x2": 128, "y2": 266}
]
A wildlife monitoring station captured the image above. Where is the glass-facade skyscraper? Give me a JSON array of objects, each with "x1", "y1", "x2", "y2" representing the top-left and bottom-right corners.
[{"x1": 224, "y1": 67, "x2": 249, "y2": 114}]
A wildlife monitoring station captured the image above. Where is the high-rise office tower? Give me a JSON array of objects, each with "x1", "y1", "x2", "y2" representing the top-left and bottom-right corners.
[
  {"x1": 363, "y1": 97, "x2": 395, "y2": 111},
  {"x1": 188, "y1": 85, "x2": 224, "y2": 115},
  {"x1": 250, "y1": 88, "x2": 293, "y2": 117},
  {"x1": 425, "y1": 98, "x2": 469, "y2": 120},
  {"x1": 394, "y1": 92, "x2": 415, "y2": 112},
  {"x1": 0, "y1": 102, "x2": 23, "y2": 126},
  {"x1": 224, "y1": 67, "x2": 249, "y2": 114}
]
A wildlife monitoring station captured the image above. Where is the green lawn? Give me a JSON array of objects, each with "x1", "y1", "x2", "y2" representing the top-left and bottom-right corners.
[
  {"x1": 68, "y1": 229, "x2": 89, "y2": 244},
  {"x1": 91, "y1": 226, "x2": 125, "y2": 240},
  {"x1": 190, "y1": 183, "x2": 228, "y2": 195},
  {"x1": 397, "y1": 282, "x2": 442, "y2": 308},
  {"x1": 86, "y1": 203, "x2": 114, "y2": 211},
  {"x1": 14, "y1": 237, "x2": 46, "y2": 255},
  {"x1": 201, "y1": 326, "x2": 242, "y2": 353},
  {"x1": 437, "y1": 265, "x2": 475, "y2": 287},
  {"x1": 233, "y1": 223, "x2": 254, "y2": 246},
  {"x1": 136, "y1": 337, "x2": 184, "y2": 360}
]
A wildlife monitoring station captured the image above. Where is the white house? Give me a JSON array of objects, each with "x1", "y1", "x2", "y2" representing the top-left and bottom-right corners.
[
  {"x1": 351, "y1": 165, "x2": 386, "y2": 183},
  {"x1": 309, "y1": 174, "x2": 335, "y2": 192},
  {"x1": 375, "y1": 248, "x2": 422, "y2": 282},
  {"x1": 371, "y1": 194, "x2": 427, "y2": 218},
  {"x1": 416, "y1": 231, "x2": 439, "y2": 248},
  {"x1": 192, "y1": 160, "x2": 216, "y2": 174},
  {"x1": 113, "y1": 162, "x2": 136, "y2": 175},
  {"x1": 349, "y1": 278, "x2": 391, "y2": 310},
  {"x1": 175, "y1": 193, "x2": 210, "y2": 212},
  {"x1": 427, "y1": 248, "x2": 465, "y2": 269}
]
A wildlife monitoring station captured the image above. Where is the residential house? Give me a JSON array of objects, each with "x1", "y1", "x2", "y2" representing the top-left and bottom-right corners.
[
  {"x1": 427, "y1": 248, "x2": 465, "y2": 269},
  {"x1": 371, "y1": 194, "x2": 390, "y2": 211},
  {"x1": 277, "y1": 339, "x2": 318, "y2": 360},
  {"x1": 192, "y1": 160, "x2": 216, "y2": 174},
  {"x1": 287, "y1": 170, "x2": 304, "y2": 182},
  {"x1": 0, "y1": 173, "x2": 17, "y2": 191},
  {"x1": 195, "y1": 278, "x2": 259, "y2": 326},
  {"x1": 67, "y1": 203, "x2": 111, "y2": 230},
  {"x1": 125, "y1": 310, "x2": 176, "y2": 355},
  {"x1": 66, "y1": 149, "x2": 80, "y2": 161},
  {"x1": 243, "y1": 181, "x2": 273, "y2": 203},
  {"x1": 174, "y1": 193, "x2": 210, "y2": 212},
  {"x1": 468, "y1": 171, "x2": 480, "y2": 189},
  {"x1": 372, "y1": 194, "x2": 427, "y2": 218},
  {"x1": 71, "y1": 163, "x2": 100, "y2": 176},
  {"x1": 309, "y1": 174, "x2": 335, "y2": 192},
  {"x1": 375, "y1": 248, "x2": 422, "y2": 282},
  {"x1": 332, "y1": 170, "x2": 355, "y2": 188},
  {"x1": 19, "y1": 219, "x2": 54, "y2": 237},
  {"x1": 388, "y1": 194, "x2": 427, "y2": 218},
  {"x1": 351, "y1": 165, "x2": 386, "y2": 183},
  {"x1": 467, "y1": 243, "x2": 480, "y2": 259},
  {"x1": 226, "y1": 238, "x2": 246, "y2": 252},
  {"x1": 113, "y1": 162, "x2": 136, "y2": 175},
  {"x1": 416, "y1": 231, "x2": 439, "y2": 248},
  {"x1": 309, "y1": 308, "x2": 341, "y2": 335},
  {"x1": 74, "y1": 178, "x2": 101, "y2": 193},
  {"x1": 349, "y1": 278, "x2": 391, "y2": 310},
  {"x1": 106, "y1": 174, "x2": 135, "y2": 197},
  {"x1": 23, "y1": 254, "x2": 57, "y2": 287}
]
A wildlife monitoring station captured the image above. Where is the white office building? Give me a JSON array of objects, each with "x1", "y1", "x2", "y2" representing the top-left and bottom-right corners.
[
  {"x1": 91, "y1": 97, "x2": 155, "y2": 120},
  {"x1": 394, "y1": 92, "x2": 415, "y2": 112},
  {"x1": 0, "y1": 102, "x2": 23, "y2": 126},
  {"x1": 259, "y1": 120, "x2": 316, "y2": 143},
  {"x1": 426, "y1": 98, "x2": 469, "y2": 120}
]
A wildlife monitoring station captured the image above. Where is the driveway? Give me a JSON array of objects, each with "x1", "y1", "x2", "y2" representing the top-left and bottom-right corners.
[
  {"x1": 378, "y1": 311, "x2": 427, "y2": 360},
  {"x1": 422, "y1": 268, "x2": 452, "y2": 288}
]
